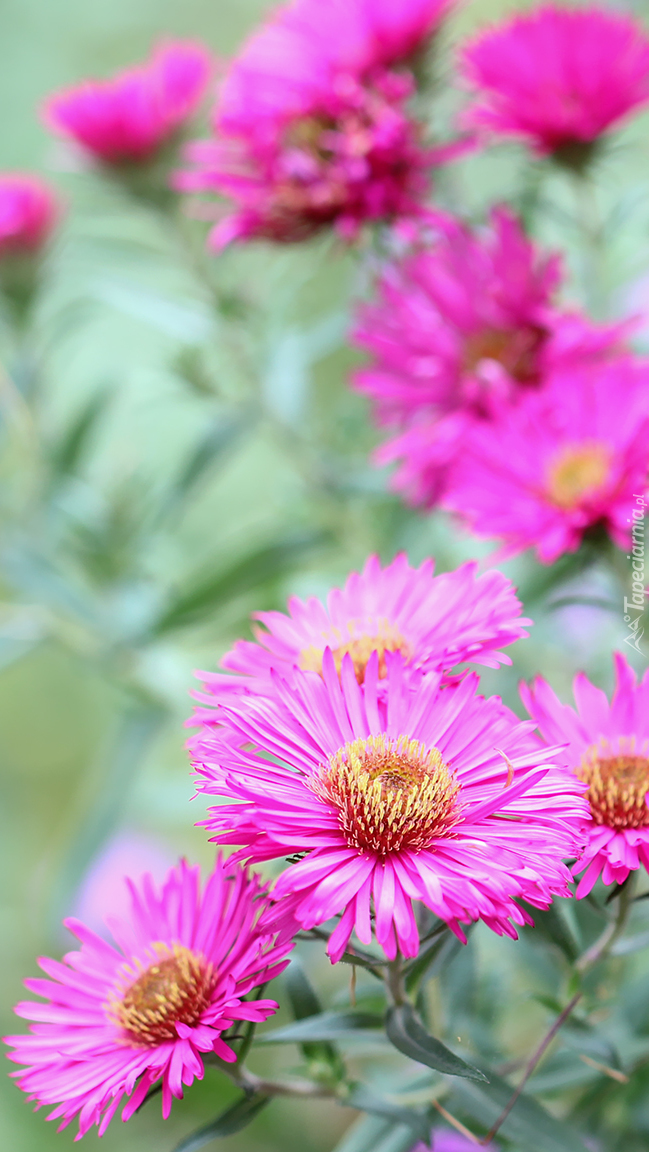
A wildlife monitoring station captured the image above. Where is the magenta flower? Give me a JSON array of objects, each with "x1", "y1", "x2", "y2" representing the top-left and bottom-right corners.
[
  {"x1": 522, "y1": 653, "x2": 649, "y2": 897},
  {"x1": 0, "y1": 173, "x2": 59, "y2": 256},
  {"x1": 440, "y1": 358, "x2": 649, "y2": 563},
  {"x1": 4, "y1": 858, "x2": 292, "y2": 1138},
  {"x1": 353, "y1": 209, "x2": 626, "y2": 502},
  {"x1": 417, "y1": 1132, "x2": 498, "y2": 1151},
  {"x1": 43, "y1": 40, "x2": 211, "y2": 165},
  {"x1": 175, "y1": 0, "x2": 453, "y2": 246},
  {"x1": 193, "y1": 655, "x2": 588, "y2": 962},
  {"x1": 460, "y1": 5, "x2": 649, "y2": 163},
  {"x1": 190, "y1": 554, "x2": 529, "y2": 725}
]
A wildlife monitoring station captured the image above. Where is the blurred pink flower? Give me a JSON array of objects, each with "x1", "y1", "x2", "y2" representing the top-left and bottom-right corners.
[
  {"x1": 522, "y1": 653, "x2": 649, "y2": 896},
  {"x1": 73, "y1": 831, "x2": 174, "y2": 937},
  {"x1": 175, "y1": 0, "x2": 455, "y2": 245},
  {"x1": 43, "y1": 40, "x2": 211, "y2": 165},
  {"x1": 460, "y1": 5, "x2": 649, "y2": 162},
  {"x1": 189, "y1": 554, "x2": 529, "y2": 725},
  {"x1": 439, "y1": 358, "x2": 649, "y2": 563},
  {"x1": 0, "y1": 173, "x2": 59, "y2": 255},
  {"x1": 353, "y1": 209, "x2": 627, "y2": 502},
  {"x1": 5, "y1": 857, "x2": 292, "y2": 1138},
  {"x1": 193, "y1": 655, "x2": 587, "y2": 962},
  {"x1": 417, "y1": 1131, "x2": 498, "y2": 1151}
]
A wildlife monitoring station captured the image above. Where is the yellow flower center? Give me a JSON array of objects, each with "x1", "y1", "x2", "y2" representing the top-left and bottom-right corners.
[
  {"x1": 111, "y1": 943, "x2": 216, "y2": 1047},
  {"x1": 310, "y1": 734, "x2": 461, "y2": 855},
  {"x1": 299, "y1": 622, "x2": 412, "y2": 685},
  {"x1": 577, "y1": 742, "x2": 649, "y2": 830},
  {"x1": 546, "y1": 443, "x2": 611, "y2": 509}
]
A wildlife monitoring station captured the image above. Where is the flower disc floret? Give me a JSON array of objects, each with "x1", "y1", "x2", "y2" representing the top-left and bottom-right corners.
[
  {"x1": 112, "y1": 944, "x2": 217, "y2": 1047},
  {"x1": 312, "y1": 734, "x2": 460, "y2": 853},
  {"x1": 577, "y1": 743, "x2": 649, "y2": 831}
]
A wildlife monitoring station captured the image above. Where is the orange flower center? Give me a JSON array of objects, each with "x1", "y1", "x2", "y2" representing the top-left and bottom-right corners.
[
  {"x1": 111, "y1": 944, "x2": 216, "y2": 1047},
  {"x1": 462, "y1": 324, "x2": 547, "y2": 386},
  {"x1": 311, "y1": 734, "x2": 460, "y2": 855},
  {"x1": 546, "y1": 443, "x2": 611, "y2": 509},
  {"x1": 577, "y1": 744, "x2": 649, "y2": 830},
  {"x1": 299, "y1": 623, "x2": 412, "y2": 685}
]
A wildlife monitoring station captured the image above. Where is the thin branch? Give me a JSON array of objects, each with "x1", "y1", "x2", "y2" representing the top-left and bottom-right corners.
[
  {"x1": 431, "y1": 1099, "x2": 481, "y2": 1145},
  {"x1": 578, "y1": 1054, "x2": 629, "y2": 1083},
  {"x1": 576, "y1": 875, "x2": 635, "y2": 973},
  {"x1": 480, "y1": 993, "x2": 582, "y2": 1145}
]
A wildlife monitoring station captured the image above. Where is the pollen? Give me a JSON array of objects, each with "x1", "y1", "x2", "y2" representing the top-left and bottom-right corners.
[
  {"x1": 299, "y1": 620, "x2": 412, "y2": 684},
  {"x1": 311, "y1": 734, "x2": 461, "y2": 855},
  {"x1": 546, "y1": 442, "x2": 611, "y2": 510},
  {"x1": 110, "y1": 943, "x2": 216, "y2": 1047},
  {"x1": 577, "y1": 740, "x2": 649, "y2": 830}
]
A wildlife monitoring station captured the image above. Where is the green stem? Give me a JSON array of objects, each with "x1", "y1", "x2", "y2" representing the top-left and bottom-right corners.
[{"x1": 575, "y1": 875, "x2": 636, "y2": 975}]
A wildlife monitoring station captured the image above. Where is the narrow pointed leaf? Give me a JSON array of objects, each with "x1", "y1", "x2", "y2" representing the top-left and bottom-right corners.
[
  {"x1": 172, "y1": 1094, "x2": 270, "y2": 1152},
  {"x1": 386, "y1": 1004, "x2": 486, "y2": 1082},
  {"x1": 258, "y1": 1010, "x2": 383, "y2": 1043},
  {"x1": 344, "y1": 1083, "x2": 431, "y2": 1142},
  {"x1": 284, "y1": 958, "x2": 342, "y2": 1072},
  {"x1": 448, "y1": 1065, "x2": 590, "y2": 1152}
]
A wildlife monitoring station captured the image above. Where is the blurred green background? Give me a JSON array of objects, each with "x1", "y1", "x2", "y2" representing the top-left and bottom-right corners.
[{"x1": 2, "y1": 1, "x2": 649, "y2": 1150}]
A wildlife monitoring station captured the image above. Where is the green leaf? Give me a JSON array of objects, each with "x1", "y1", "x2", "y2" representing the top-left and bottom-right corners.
[
  {"x1": 344, "y1": 1083, "x2": 430, "y2": 1142},
  {"x1": 258, "y1": 1010, "x2": 383, "y2": 1044},
  {"x1": 153, "y1": 530, "x2": 330, "y2": 633},
  {"x1": 332, "y1": 1114, "x2": 420, "y2": 1152},
  {"x1": 171, "y1": 1094, "x2": 270, "y2": 1152},
  {"x1": 49, "y1": 386, "x2": 111, "y2": 478},
  {"x1": 448, "y1": 1065, "x2": 590, "y2": 1152},
  {"x1": 523, "y1": 900, "x2": 581, "y2": 962},
  {"x1": 385, "y1": 1004, "x2": 487, "y2": 1082},
  {"x1": 284, "y1": 959, "x2": 343, "y2": 1074},
  {"x1": 405, "y1": 929, "x2": 462, "y2": 994}
]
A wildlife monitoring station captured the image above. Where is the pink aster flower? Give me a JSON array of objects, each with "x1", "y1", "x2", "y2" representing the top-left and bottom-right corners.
[
  {"x1": 417, "y1": 1132, "x2": 499, "y2": 1152},
  {"x1": 189, "y1": 554, "x2": 529, "y2": 724},
  {"x1": 460, "y1": 6, "x2": 649, "y2": 164},
  {"x1": 522, "y1": 653, "x2": 649, "y2": 897},
  {"x1": 193, "y1": 654, "x2": 588, "y2": 962},
  {"x1": 43, "y1": 40, "x2": 211, "y2": 166},
  {"x1": 353, "y1": 209, "x2": 626, "y2": 503},
  {"x1": 4, "y1": 857, "x2": 292, "y2": 1138},
  {"x1": 0, "y1": 173, "x2": 59, "y2": 256},
  {"x1": 440, "y1": 358, "x2": 649, "y2": 563},
  {"x1": 175, "y1": 0, "x2": 454, "y2": 246}
]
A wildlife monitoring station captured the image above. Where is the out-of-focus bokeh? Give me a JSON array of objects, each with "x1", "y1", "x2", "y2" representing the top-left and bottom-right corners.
[{"x1": 2, "y1": 1, "x2": 649, "y2": 1150}]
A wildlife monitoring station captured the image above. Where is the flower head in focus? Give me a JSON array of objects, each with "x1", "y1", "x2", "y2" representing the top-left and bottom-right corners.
[
  {"x1": 193, "y1": 655, "x2": 587, "y2": 962},
  {"x1": 189, "y1": 553, "x2": 529, "y2": 722},
  {"x1": 4, "y1": 858, "x2": 292, "y2": 1138},
  {"x1": 522, "y1": 653, "x2": 649, "y2": 896},
  {"x1": 175, "y1": 0, "x2": 455, "y2": 246},
  {"x1": 0, "y1": 173, "x2": 59, "y2": 256},
  {"x1": 353, "y1": 209, "x2": 627, "y2": 503},
  {"x1": 440, "y1": 359, "x2": 649, "y2": 563},
  {"x1": 43, "y1": 40, "x2": 212, "y2": 165},
  {"x1": 460, "y1": 5, "x2": 649, "y2": 166}
]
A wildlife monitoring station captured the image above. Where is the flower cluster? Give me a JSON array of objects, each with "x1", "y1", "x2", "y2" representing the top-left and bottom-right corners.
[
  {"x1": 5, "y1": 858, "x2": 292, "y2": 1138},
  {"x1": 175, "y1": 0, "x2": 455, "y2": 246},
  {"x1": 353, "y1": 208, "x2": 628, "y2": 511},
  {"x1": 191, "y1": 555, "x2": 588, "y2": 962}
]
